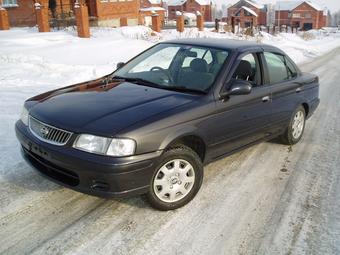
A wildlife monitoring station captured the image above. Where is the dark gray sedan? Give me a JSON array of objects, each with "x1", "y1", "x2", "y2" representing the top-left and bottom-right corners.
[{"x1": 16, "y1": 39, "x2": 320, "y2": 210}]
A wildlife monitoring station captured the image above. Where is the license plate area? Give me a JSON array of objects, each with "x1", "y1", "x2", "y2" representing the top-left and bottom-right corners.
[{"x1": 28, "y1": 141, "x2": 49, "y2": 159}]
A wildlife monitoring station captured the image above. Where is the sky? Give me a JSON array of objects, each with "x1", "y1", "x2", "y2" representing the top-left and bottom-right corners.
[{"x1": 216, "y1": 0, "x2": 340, "y2": 13}]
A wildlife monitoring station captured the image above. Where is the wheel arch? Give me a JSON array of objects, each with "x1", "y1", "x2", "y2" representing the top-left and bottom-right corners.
[
  {"x1": 302, "y1": 102, "x2": 309, "y2": 117},
  {"x1": 160, "y1": 127, "x2": 207, "y2": 163}
]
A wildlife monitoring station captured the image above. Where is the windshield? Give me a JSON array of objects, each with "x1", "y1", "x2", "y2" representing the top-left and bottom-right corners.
[{"x1": 113, "y1": 43, "x2": 230, "y2": 93}]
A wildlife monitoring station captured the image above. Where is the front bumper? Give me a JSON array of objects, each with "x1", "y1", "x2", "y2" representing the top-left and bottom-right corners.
[{"x1": 15, "y1": 121, "x2": 162, "y2": 198}]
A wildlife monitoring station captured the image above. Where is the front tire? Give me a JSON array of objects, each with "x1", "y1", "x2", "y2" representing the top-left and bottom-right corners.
[
  {"x1": 280, "y1": 106, "x2": 306, "y2": 145},
  {"x1": 147, "y1": 146, "x2": 203, "y2": 211}
]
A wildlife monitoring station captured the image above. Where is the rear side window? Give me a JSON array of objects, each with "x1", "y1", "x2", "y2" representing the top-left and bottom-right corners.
[
  {"x1": 264, "y1": 52, "x2": 290, "y2": 84},
  {"x1": 285, "y1": 57, "x2": 298, "y2": 79}
]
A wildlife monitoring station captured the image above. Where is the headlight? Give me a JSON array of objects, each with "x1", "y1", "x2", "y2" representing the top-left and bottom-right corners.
[
  {"x1": 73, "y1": 134, "x2": 135, "y2": 157},
  {"x1": 107, "y1": 138, "x2": 135, "y2": 156},
  {"x1": 20, "y1": 106, "x2": 29, "y2": 126}
]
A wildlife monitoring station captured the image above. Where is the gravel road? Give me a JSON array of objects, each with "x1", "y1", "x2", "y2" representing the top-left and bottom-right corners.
[{"x1": 0, "y1": 47, "x2": 339, "y2": 255}]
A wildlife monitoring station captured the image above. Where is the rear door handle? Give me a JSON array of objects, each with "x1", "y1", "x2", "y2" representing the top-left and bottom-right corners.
[
  {"x1": 296, "y1": 87, "x2": 302, "y2": 93},
  {"x1": 262, "y1": 96, "x2": 270, "y2": 102}
]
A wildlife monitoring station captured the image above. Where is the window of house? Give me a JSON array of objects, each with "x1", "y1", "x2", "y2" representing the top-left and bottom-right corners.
[
  {"x1": 244, "y1": 10, "x2": 252, "y2": 16},
  {"x1": 305, "y1": 12, "x2": 311, "y2": 18},
  {"x1": 264, "y1": 52, "x2": 291, "y2": 84},
  {"x1": 2, "y1": 0, "x2": 18, "y2": 7},
  {"x1": 292, "y1": 13, "x2": 301, "y2": 18}
]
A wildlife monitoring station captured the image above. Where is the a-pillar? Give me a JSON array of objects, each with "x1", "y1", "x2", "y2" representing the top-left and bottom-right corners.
[
  {"x1": 176, "y1": 13, "x2": 184, "y2": 33},
  {"x1": 120, "y1": 17, "x2": 128, "y2": 27},
  {"x1": 74, "y1": 2, "x2": 90, "y2": 38},
  {"x1": 35, "y1": 1, "x2": 50, "y2": 32},
  {"x1": 152, "y1": 14, "x2": 161, "y2": 33},
  {"x1": 196, "y1": 12, "x2": 204, "y2": 31}
]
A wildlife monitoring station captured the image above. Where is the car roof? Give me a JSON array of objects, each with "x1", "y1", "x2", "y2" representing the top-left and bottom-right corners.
[{"x1": 162, "y1": 38, "x2": 284, "y2": 54}]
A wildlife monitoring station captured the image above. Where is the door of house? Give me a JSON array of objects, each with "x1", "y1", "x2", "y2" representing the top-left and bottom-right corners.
[
  {"x1": 303, "y1": 23, "x2": 313, "y2": 31},
  {"x1": 86, "y1": 0, "x2": 97, "y2": 17}
]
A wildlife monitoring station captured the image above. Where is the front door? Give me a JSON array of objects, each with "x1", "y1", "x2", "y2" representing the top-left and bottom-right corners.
[
  {"x1": 206, "y1": 52, "x2": 272, "y2": 159},
  {"x1": 86, "y1": 0, "x2": 97, "y2": 17}
]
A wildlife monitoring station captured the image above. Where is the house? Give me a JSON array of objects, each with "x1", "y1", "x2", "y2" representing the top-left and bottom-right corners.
[
  {"x1": 2, "y1": 0, "x2": 41, "y2": 27},
  {"x1": 227, "y1": 0, "x2": 267, "y2": 28},
  {"x1": 86, "y1": 0, "x2": 140, "y2": 27},
  {"x1": 167, "y1": 0, "x2": 212, "y2": 22},
  {"x1": 275, "y1": 1, "x2": 327, "y2": 30},
  {"x1": 1, "y1": 0, "x2": 140, "y2": 27},
  {"x1": 139, "y1": 6, "x2": 166, "y2": 26}
]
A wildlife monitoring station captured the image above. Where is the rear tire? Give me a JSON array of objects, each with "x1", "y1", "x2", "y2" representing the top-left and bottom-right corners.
[
  {"x1": 280, "y1": 106, "x2": 306, "y2": 145},
  {"x1": 147, "y1": 146, "x2": 203, "y2": 211}
]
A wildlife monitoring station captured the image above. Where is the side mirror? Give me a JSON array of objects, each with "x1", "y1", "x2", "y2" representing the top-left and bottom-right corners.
[
  {"x1": 219, "y1": 80, "x2": 252, "y2": 100},
  {"x1": 116, "y1": 62, "x2": 125, "y2": 69}
]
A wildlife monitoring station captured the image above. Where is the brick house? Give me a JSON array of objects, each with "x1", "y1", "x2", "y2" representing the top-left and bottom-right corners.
[
  {"x1": 139, "y1": 7, "x2": 165, "y2": 26},
  {"x1": 275, "y1": 1, "x2": 327, "y2": 30},
  {"x1": 167, "y1": 0, "x2": 212, "y2": 22},
  {"x1": 139, "y1": 0, "x2": 165, "y2": 26},
  {"x1": 227, "y1": 0, "x2": 267, "y2": 28},
  {"x1": 1, "y1": 0, "x2": 140, "y2": 27}
]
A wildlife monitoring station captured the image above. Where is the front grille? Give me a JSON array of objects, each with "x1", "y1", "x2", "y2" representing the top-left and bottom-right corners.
[{"x1": 29, "y1": 116, "x2": 72, "y2": 146}]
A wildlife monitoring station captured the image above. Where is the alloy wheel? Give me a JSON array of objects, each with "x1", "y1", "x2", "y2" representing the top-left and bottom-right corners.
[{"x1": 292, "y1": 110, "x2": 305, "y2": 139}]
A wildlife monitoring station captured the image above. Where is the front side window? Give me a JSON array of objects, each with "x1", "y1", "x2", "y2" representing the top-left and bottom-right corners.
[
  {"x1": 114, "y1": 44, "x2": 230, "y2": 93},
  {"x1": 232, "y1": 53, "x2": 261, "y2": 86},
  {"x1": 264, "y1": 52, "x2": 291, "y2": 84}
]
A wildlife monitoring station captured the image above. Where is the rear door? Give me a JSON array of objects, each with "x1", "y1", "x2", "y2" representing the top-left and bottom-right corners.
[{"x1": 261, "y1": 51, "x2": 304, "y2": 135}]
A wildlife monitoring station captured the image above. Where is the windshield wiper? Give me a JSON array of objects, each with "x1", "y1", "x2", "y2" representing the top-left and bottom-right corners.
[
  {"x1": 163, "y1": 86, "x2": 207, "y2": 95},
  {"x1": 111, "y1": 76, "x2": 161, "y2": 88},
  {"x1": 112, "y1": 76, "x2": 206, "y2": 95}
]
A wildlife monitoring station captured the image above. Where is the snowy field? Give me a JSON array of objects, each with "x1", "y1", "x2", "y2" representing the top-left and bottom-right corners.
[
  {"x1": 1, "y1": 26, "x2": 339, "y2": 172},
  {"x1": 1, "y1": 26, "x2": 340, "y2": 254}
]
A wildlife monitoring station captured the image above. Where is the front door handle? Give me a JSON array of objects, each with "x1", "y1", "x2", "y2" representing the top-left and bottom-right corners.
[
  {"x1": 296, "y1": 87, "x2": 302, "y2": 93},
  {"x1": 262, "y1": 96, "x2": 270, "y2": 102}
]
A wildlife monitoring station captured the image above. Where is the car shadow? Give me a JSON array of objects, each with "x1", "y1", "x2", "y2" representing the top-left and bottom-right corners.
[{"x1": 267, "y1": 137, "x2": 283, "y2": 145}]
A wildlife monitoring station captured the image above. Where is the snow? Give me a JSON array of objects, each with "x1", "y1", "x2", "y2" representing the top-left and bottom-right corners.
[
  {"x1": 241, "y1": 6, "x2": 258, "y2": 17},
  {"x1": 274, "y1": 0, "x2": 325, "y2": 11},
  {"x1": 1, "y1": 26, "x2": 339, "y2": 175},
  {"x1": 1, "y1": 26, "x2": 340, "y2": 254},
  {"x1": 140, "y1": 7, "x2": 165, "y2": 11},
  {"x1": 167, "y1": 0, "x2": 210, "y2": 6},
  {"x1": 148, "y1": 0, "x2": 162, "y2": 4},
  {"x1": 1, "y1": 26, "x2": 339, "y2": 94},
  {"x1": 167, "y1": 0, "x2": 186, "y2": 6},
  {"x1": 244, "y1": 0, "x2": 264, "y2": 9},
  {"x1": 183, "y1": 12, "x2": 197, "y2": 19}
]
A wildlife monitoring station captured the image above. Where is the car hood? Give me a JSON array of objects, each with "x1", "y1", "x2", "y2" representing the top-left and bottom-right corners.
[{"x1": 28, "y1": 80, "x2": 196, "y2": 136}]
